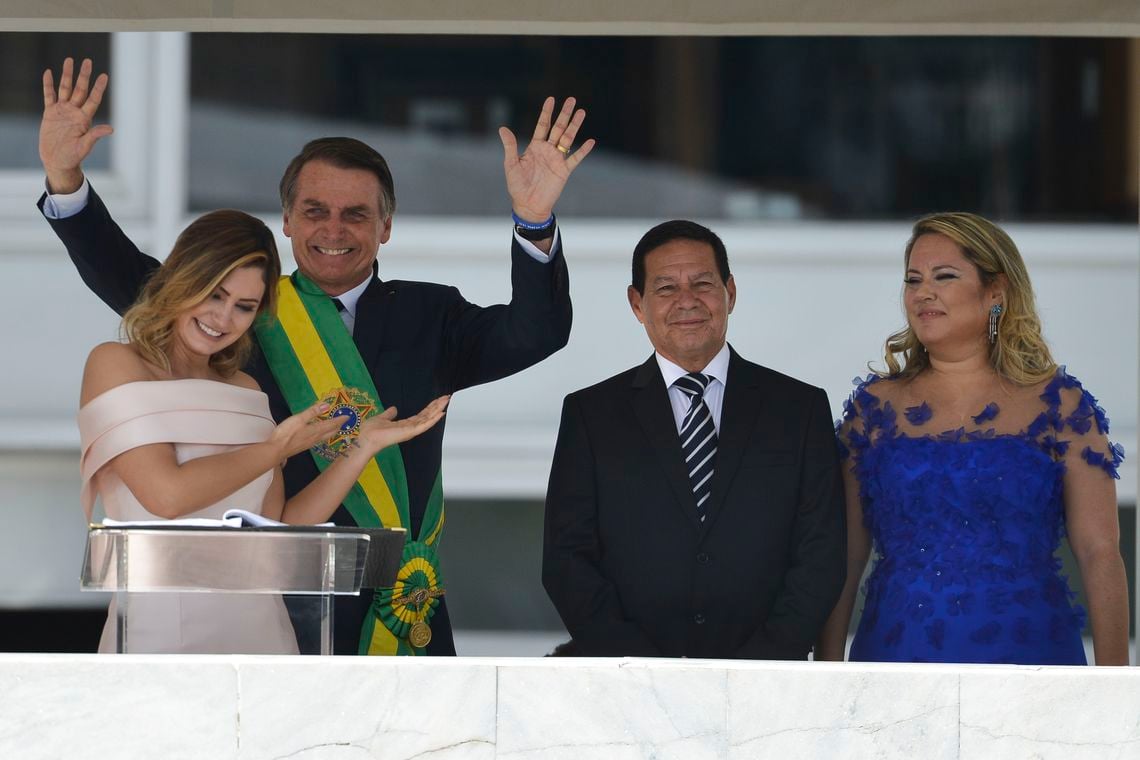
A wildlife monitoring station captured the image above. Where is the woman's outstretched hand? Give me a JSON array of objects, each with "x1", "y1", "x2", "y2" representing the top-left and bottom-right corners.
[{"x1": 270, "y1": 401, "x2": 344, "y2": 461}]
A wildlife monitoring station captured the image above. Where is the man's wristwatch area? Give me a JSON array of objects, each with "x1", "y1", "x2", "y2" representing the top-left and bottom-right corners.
[{"x1": 513, "y1": 211, "x2": 556, "y2": 241}]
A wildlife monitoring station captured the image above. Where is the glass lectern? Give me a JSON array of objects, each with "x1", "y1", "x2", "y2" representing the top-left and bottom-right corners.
[{"x1": 81, "y1": 525, "x2": 405, "y2": 654}]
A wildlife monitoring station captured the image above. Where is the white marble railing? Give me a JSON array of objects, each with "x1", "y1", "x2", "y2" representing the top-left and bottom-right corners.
[{"x1": 2, "y1": 655, "x2": 1138, "y2": 759}]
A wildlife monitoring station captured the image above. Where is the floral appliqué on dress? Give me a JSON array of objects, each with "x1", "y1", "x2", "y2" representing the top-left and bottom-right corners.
[{"x1": 834, "y1": 367, "x2": 1123, "y2": 664}]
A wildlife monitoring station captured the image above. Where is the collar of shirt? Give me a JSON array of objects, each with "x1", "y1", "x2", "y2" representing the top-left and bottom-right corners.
[
  {"x1": 654, "y1": 342, "x2": 731, "y2": 390},
  {"x1": 655, "y1": 343, "x2": 731, "y2": 433},
  {"x1": 328, "y1": 274, "x2": 373, "y2": 319}
]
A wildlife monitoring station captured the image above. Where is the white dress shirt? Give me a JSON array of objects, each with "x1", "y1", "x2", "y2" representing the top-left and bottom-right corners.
[
  {"x1": 655, "y1": 342, "x2": 730, "y2": 434},
  {"x1": 330, "y1": 275, "x2": 371, "y2": 334}
]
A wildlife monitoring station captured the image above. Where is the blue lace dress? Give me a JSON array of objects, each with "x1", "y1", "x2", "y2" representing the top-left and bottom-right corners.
[{"x1": 838, "y1": 368, "x2": 1124, "y2": 664}]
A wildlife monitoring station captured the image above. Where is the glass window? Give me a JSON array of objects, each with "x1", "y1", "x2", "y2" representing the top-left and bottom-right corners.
[
  {"x1": 0, "y1": 33, "x2": 112, "y2": 171},
  {"x1": 181, "y1": 34, "x2": 1134, "y2": 222}
]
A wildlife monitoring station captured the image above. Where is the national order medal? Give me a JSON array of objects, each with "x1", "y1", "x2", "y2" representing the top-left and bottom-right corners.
[{"x1": 312, "y1": 386, "x2": 378, "y2": 460}]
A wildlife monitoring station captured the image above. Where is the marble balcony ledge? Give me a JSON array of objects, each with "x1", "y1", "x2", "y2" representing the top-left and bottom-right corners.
[{"x1": 1, "y1": 654, "x2": 1138, "y2": 760}]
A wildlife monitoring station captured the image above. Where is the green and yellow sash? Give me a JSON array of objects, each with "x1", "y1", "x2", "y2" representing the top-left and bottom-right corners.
[{"x1": 255, "y1": 272, "x2": 445, "y2": 655}]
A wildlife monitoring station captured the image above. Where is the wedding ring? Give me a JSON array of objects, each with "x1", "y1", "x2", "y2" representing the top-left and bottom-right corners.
[{"x1": 556, "y1": 143, "x2": 570, "y2": 155}]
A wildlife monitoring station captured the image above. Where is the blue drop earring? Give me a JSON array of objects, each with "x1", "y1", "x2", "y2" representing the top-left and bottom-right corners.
[{"x1": 988, "y1": 304, "x2": 1003, "y2": 344}]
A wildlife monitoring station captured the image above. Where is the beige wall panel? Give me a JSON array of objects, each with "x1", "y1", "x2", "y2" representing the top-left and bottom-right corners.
[{"x1": 0, "y1": 0, "x2": 1138, "y2": 35}]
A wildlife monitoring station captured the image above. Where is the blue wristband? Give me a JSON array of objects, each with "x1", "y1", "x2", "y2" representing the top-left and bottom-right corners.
[{"x1": 512, "y1": 211, "x2": 555, "y2": 230}]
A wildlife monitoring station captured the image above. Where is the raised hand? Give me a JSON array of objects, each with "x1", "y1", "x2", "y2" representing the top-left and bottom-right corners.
[
  {"x1": 270, "y1": 401, "x2": 344, "y2": 461},
  {"x1": 499, "y1": 97, "x2": 595, "y2": 224},
  {"x1": 40, "y1": 57, "x2": 113, "y2": 194},
  {"x1": 358, "y1": 396, "x2": 450, "y2": 455}
]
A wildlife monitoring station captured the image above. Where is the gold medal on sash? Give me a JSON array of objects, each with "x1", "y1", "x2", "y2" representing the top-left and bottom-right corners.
[
  {"x1": 390, "y1": 584, "x2": 445, "y2": 650},
  {"x1": 312, "y1": 386, "x2": 378, "y2": 460},
  {"x1": 408, "y1": 621, "x2": 432, "y2": 648}
]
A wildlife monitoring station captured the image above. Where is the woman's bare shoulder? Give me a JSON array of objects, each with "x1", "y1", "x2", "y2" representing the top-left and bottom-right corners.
[
  {"x1": 851, "y1": 372, "x2": 907, "y2": 407},
  {"x1": 80, "y1": 342, "x2": 158, "y2": 405},
  {"x1": 227, "y1": 370, "x2": 263, "y2": 393}
]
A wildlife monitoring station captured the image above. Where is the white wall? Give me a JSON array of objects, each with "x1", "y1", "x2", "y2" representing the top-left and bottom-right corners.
[
  {"x1": 2, "y1": 214, "x2": 1135, "y2": 608},
  {"x1": 0, "y1": 33, "x2": 1135, "y2": 610},
  {"x1": 6, "y1": 217, "x2": 1135, "y2": 493}
]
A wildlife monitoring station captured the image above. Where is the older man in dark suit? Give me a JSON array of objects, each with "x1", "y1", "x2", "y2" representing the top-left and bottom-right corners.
[
  {"x1": 39, "y1": 57, "x2": 592, "y2": 656},
  {"x1": 543, "y1": 220, "x2": 846, "y2": 659}
]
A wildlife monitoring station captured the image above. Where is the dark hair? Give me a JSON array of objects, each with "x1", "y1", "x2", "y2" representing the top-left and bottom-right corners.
[
  {"x1": 631, "y1": 220, "x2": 731, "y2": 294},
  {"x1": 278, "y1": 137, "x2": 396, "y2": 219},
  {"x1": 122, "y1": 209, "x2": 280, "y2": 377}
]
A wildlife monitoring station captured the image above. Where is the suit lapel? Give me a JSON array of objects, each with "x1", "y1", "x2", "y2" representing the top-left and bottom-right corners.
[
  {"x1": 701, "y1": 348, "x2": 765, "y2": 534},
  {"x1": 631, "y1": 355, "x2": 702, "y2": 531}
]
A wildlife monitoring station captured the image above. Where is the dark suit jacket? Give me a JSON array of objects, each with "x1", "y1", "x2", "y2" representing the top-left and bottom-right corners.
[
  {"x1": 543, "y1": 348, "x2": 845, "y2": 659},
  {"x1": 43, "y1": 185, "x2": 572, "y2": 655}
]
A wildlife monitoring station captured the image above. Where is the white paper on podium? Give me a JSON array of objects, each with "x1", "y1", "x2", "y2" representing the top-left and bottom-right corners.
[{"x1": 98, "y1": 510, "x2": 333, "y2": 529}]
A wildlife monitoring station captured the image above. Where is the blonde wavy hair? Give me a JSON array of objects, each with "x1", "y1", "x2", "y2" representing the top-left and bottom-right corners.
[
  {"x1": 121, "y1": 210, "x2": 280, "y2": 377},
  {"x1": 883, "y1": 212, "x2": 1056, "y2": 385}
]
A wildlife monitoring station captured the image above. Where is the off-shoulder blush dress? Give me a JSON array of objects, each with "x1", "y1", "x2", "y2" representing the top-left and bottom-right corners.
[{"x1": 79, "y1": 379, "x2": 298, "y2": 654}]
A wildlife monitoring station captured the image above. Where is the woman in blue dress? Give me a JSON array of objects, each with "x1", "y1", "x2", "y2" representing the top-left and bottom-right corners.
[{"x1": 817, "y1": 212, "x2": 1128, "y2": 665}]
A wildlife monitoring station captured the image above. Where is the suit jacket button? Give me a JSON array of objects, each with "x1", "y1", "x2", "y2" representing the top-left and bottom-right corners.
[
  {"x1": 696, "y1": 552, "x2": 710, "y2": 565},
  {"x1": 693, "y1": 612, "x2": 706, "y2": 625}
]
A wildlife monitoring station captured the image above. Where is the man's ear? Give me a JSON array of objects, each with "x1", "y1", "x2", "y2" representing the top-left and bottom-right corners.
[
  {"x1": 726, "y1": 274, "x2": 737, "y2": 314},
  {"x1": 628, "y1": 285, "x2": 645, "y2": 324},
  {"x1": 379, "y1": 216, "x2": 393, "y2": 245},
  {"x1": 282, "y1": 209, "x2": 293, "y2": 239}
]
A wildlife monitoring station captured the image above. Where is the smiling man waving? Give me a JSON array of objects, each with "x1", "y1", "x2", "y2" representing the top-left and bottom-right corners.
[{"x1": 39, "y1": 57, "x2": 592, "y2": 657}]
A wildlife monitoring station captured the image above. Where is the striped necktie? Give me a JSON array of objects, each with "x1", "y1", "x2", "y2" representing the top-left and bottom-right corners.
[{"x1": 674, "y1": 372, "x2": 717, "y2": 522}]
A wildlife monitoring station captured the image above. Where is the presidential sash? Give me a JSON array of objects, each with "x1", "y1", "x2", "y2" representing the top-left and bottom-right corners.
[{"x1": 255, "y1": 272, "x2": 445, "y2": 655}]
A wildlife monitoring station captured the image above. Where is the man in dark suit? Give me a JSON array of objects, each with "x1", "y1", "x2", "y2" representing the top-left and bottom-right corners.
[
  {"x1": 39, "y1": 57, "x2": 592, "y2": 656},
  {"x1": 543, "y1": 220, "x2": 846, "y2": 659}
]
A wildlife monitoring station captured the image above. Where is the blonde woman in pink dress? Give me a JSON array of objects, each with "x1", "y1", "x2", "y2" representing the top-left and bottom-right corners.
[{"x1": 78, "y1": 210, "x2": 446, "y2": 654}]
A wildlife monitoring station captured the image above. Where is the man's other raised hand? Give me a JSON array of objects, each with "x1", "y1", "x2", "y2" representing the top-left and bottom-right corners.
[{"x1": 499, "y1": 96, "x2": 595, "y2": 228}]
